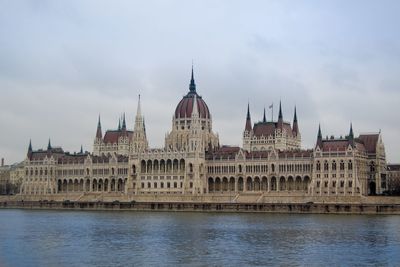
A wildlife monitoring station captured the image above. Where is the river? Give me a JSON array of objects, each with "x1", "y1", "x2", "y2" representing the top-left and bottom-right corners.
[{"x1": 0, "y1": 210, "x2": 399, "y2": 266}]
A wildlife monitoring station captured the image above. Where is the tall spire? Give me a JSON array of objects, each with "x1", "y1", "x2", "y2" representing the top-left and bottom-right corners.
[
  {"x1": 245, "y1": 103, "x2": 252, "y2": 132},
  {"x1": 349, "y1": 122, "x2": 354, "y2": 138},
  {"x1": 80, "y1": 145, "x2": 83, "y2": 154},
  {"x1": 292, "y1": 106, "x2": 299, "y2": 135},
  {"x1": 278, "y1": 101, "x2": 283, "y2": 120},
  {"x1": 316, "y1": 124, "x2": 322, "y2": 147},
  {"x1": 349, "y1": 122, "x2": 354, "y2": 146},
  {"x1": 263, "y1": 107, "x2": 266, "y2": 123},
  {"x1": 118, "y1": 117, "x2": 121, "y2": 131},
  {"x1": 277, "y1": 100, "x2": 283, "y2": 128},
  {"x1": 122, "y1": 112, "x2": 126, "y2": 130},
  {"x1": 317, "y1": 124, "x2": 322, "y2": 140},
  {"x1": 28, "y1": 139, "x2": 32, "y2": 153},
  {"x1": 96, "y1": 115, "x2": 102, "y2": 139},
  {"x1": 47, "y1": 138, "x2": 52, "y2": 150},
  {"x1": 189, "y1": 65, "x2": 196, "y2": 92}
]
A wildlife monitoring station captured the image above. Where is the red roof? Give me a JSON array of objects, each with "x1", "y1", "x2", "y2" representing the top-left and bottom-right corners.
[
  {"x1": 320, "y1": 140, "x2": 350, "y2": 151},
  {"x1": 357, "y1": 134, "x2": 379, "y2": 153},
  {"x1": 253, "y1": 121, "x2": 293, "y2": 137},
  {"x1": 103, "y1": 130, "x2": 133, "y2": 144},
  {"x1": 206, "y1": 146, "x2": 240, "y2": 160},
  {"x1": 174, "y1": 92, "x2": 210, "y2": 119}
]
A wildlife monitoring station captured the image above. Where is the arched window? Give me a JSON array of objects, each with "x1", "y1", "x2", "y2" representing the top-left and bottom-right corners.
[
  {"x1": 348, "y1": 160, "x2": 353, "y2": 171},
  {"x1": 316, "y1": 161, "x2": 321, "y2": 171},
  {"x1": 324, "y1": 161, "x2": 329, "y2": 171},
  {"x1": 332, "y1": 161, "x2": 337, "y2": 171},
  {"x1": 340, "y1": 160, "x2": 345, "y2": 171}
]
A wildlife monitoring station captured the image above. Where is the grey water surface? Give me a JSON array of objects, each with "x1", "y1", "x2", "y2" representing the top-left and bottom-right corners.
[{"x1": 0, "y1": 210, "x2": 399, "y2": 267}]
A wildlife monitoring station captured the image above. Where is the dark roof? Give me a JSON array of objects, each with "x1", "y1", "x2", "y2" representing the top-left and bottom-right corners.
[
  {"x1": 103, "y1": 130, "x2": 133, "y2": 144},
  {"x1": 246, "y1": 150, "x2": 313, "y2": 159},
  {"x1": 320, "y1": 139, "x2": 351, "y2": 152},
  {"x1": 175, "y1": 92, "x2": 210, "y2": 119},
  {"x1": 357, "y1": 134, "x2": 379, "y2": 153},
  {"x1": 252, "y1": 121, "x2": 293, "y2": 137},
  {"x1": 206, "y1": 146, "x2": 240, "y2": 160},
  {"x1": 29, "y1": 147, "x2": 65, "y2": 161},
  {"x1": 388, "y1": 164, "x2": 400, "y2": 171}
]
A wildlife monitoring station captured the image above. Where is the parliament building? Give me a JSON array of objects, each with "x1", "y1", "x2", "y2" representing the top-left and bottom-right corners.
[{"x1": 20, "y1": 68, "x2": 388, "y2": 198}]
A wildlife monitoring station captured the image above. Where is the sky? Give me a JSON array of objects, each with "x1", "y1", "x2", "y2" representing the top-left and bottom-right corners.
[{"x1": 0, "y1": 0, "x2": 399, "y2": 164}]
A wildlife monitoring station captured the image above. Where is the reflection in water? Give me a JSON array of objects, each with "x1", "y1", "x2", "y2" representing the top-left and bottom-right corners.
[{"x1": 0, "y1": 210, "x2": 399, "y2": 266}]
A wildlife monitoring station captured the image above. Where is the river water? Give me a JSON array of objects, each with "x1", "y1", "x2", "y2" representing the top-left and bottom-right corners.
[{"x1": 0, "y1": 210, "x2": 399, "y2": 267}]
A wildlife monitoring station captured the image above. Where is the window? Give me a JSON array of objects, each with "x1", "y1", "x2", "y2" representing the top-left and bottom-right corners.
[
  {"x1": 332, "y1": 161, "x2": 337, "y2": 171},
  {"x1": 340, "y1": 161, "x2": 345, "y2": 171},
  {"x1": 316, "y1": 161, "x2": 321, "y2": 171},
  {"x1": 324, "y1": 161, "x2": 329, "y2": 171},
  {"x1": 348, "y1": 160, "x2": 353, "y2": 171},
  {"x1": 340, "y1": 181, "x2": 344, "y2": 188}
]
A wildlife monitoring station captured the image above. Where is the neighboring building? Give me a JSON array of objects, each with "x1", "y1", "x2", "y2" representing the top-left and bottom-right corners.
[
  {"x1": 9, "y1": 162, "x2": 25, "y2": 193},
  {"x1": 19, "y1": 68, "x2": 388, "y2": 197},
  {"x1": 0, "y1": 158, "x2": 11, "y2": 195},
  {"x1": 387, "y1": 164, "x2": 400, "y2": 194}
]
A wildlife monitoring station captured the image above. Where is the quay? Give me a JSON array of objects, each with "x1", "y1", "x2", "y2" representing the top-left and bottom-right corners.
[{"x1": 1, "y1": 194, "x2": 399, "y2": 214}]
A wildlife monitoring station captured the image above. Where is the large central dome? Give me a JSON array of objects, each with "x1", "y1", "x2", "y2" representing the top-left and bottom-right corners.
[{"x1": 174, "y1": 68, "x2": 211, "y2": 119}]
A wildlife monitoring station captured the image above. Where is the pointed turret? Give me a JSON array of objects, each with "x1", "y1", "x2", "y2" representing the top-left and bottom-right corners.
[
  {"x1": 349, "y1": 123, "x2": 354, "y2": 139},
  {"x1": 263, "y1": 107, "x2": 266, "y2": 123},
  {"x1": 118, "y1": 117, "x2": 121, "y2": 131},
  {"x1": 278, "y1": 101, "x2": 283, "y2": 120},
  {"x1": 348, "y1": 122, "x2": 354, "y2": 146},
  {"x1": 28, "y1": 139, "x2": 32, "y2": 154},
  {"x1": 189, "y1": 65, "x2": 196, "y2": 93},
  {"x1": 316, "y1": 124, "x2": 323, "y2": 148},
  {"x1": 132, "y1": 94, "x2": 148, "y2": 153},
  {"x1": 318, "y1": 124, "x2": 322, "y2": 140},
  {"x1": 122, "y1": 113, "x2": 127, "y2": 131},
  {"x1": 192, "y1": 94, "x2": 199, "y2": 118},
  {"x1": 80, "y1": 145, "x2": 83, "y2": 154},
  {"x1": 47, "y1": 138, "x2": 52, "y2": 150},
  {"x1": 277, "y1": 101, "x2": 283, "y2": 128},
  {"x1": 96, "y1": 115, "x2": 102, "y2": 139},
  {"x1": 245, "y1": 103, "x2": 252, "y2": 132},
  {"x1": 27, "y1": 139, "x2": 33, "y2": 158},
  {"x1": 292, "y1": 106, "x2": 299, "y2": 136}
]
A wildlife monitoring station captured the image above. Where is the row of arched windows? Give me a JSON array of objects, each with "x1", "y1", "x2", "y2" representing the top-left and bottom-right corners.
[{"x1": 316, "y1": 160, "x2": 353, "y2": 172}]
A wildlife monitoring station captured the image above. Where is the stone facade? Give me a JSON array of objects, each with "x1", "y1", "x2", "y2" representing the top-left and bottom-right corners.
[
  {"x1": 19, "y1": 69, "x2": 388, "y2": 198},
  {"x1": 387, "y1": 164, "x2": 400, "y2": 194}
]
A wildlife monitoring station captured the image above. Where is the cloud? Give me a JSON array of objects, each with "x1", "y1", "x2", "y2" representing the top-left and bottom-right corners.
[{"x1": 0, "y1": 0, "x2": 399, "y2": 164}]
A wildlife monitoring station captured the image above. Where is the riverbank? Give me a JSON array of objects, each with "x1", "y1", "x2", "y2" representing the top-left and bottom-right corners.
[{"x1": 1, "y1": 193, "x2": 400, "y2": 214}]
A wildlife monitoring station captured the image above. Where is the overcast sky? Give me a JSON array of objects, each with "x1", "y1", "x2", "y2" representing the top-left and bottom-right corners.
[{"x1": 0, "y1": 0, "x2": 399, "y2": 164}]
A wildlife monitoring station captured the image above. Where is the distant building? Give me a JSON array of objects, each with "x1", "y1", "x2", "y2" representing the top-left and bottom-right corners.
[
  {"x1": 19, "y1": 68, "x2": 388, "y2": 198},
  {"x1": 387, "y1": 164, "x2": 400, "y2": 194}
]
